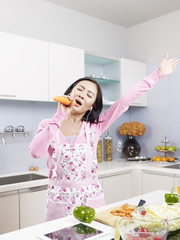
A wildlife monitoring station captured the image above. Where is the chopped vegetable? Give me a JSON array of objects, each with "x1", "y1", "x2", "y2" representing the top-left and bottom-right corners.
[{"x1": 141, "y1": 210, "x2": 147, "y2": 215}]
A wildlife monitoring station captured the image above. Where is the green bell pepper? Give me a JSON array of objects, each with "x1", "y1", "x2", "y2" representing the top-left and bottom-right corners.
[
  {"x1": 165, "y1": 187, "x2": 179, "y2": 205},
  {"x1": 73, "y1": 223, "x2": 96, "y2": 235},
  {"x1": 73, "y1": 205, "x2": 95, "y2": 223}
]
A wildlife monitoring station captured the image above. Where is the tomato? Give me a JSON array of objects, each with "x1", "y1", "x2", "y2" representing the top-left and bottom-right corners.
[
  {"x1": 125, "y1": 233, "x2": 133, "y2": 240},
  {"x1": 139, "y1": 227, "x2": 148, "y2": 232},
  {"x1": 153, "y1": 234, "x2": 163, "y2": 240},
  {"x1": 141, "y1": 210, "x2": 147, "y2": 215},
  {"x1": 138, "y1": 227, "x2": 150, "y2": 238},
  {"x1": 132, "y1": 236, "x2": 139, "y2": 240}
]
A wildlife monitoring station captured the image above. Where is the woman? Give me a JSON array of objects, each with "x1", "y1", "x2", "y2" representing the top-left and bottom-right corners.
[{"x1": 29, "y1": 53, "x2": 178, "y2": 221}]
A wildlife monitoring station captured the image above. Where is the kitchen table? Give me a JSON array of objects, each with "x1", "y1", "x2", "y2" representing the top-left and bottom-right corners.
[{"x1": 0, "y1": 190, "x2": 167, "y2": 240}]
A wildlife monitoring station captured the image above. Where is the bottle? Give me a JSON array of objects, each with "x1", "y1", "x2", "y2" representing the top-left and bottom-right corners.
[
  {"x1": 97, "y1": 137, "x2": 102, "y2": 163},
  {"x1": 105, "y1": 132, "x2": 113, "y2": 161}
]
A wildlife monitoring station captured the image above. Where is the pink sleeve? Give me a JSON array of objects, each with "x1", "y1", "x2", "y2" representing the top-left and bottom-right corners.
[
  {"x1": 29, "y1": 109, "x2": 67, "y2": 158},
  {"x1": 98, "y1": 69, "x2": 163, "y2": 133}
]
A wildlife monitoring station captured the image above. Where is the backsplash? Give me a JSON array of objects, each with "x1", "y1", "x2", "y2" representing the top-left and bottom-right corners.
[
  {"x1": 0, "y1": 100, "x2": 57, "y2": 173},
  {"x1": 0, "y1": 99, "x2": 129, "y2": 174}
]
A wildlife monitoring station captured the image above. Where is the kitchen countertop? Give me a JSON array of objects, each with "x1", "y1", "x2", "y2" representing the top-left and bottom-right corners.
[
  {"x1": 0, "y1": 190, "x2": 167, "y2": 240},
  {"x1": 0, "y1": 159, "x2": 179, "y2": 193}
]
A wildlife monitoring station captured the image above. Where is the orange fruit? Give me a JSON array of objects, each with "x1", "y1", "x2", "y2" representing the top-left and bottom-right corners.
[
  {"x1": 161, "y1": 157, "x2": 167, "y2": 162},
  {"x1": 156, "y1": 157, "x2": 161, "y2": 162},
  {"x1": 169, "y1": 157, "x2": 175, "y2": 162},
  {"x1": 161, "y1": 146, "x2": 166, "y2": 150},
  {"x1": 152, "y1": 156, "x2": 157, "y2": 161}
]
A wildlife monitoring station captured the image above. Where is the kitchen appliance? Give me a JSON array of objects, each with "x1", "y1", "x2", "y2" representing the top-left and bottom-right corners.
[{"x1": 126, "y1": 156, "x2": 151, "y2": 162}]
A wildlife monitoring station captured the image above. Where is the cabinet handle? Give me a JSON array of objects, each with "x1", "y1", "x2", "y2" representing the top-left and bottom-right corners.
[
  {"x1": 0, "y1": 190, "x2": 19, "y2": 197},
  {"x1": 131, "y1": 102, "x2": 141, "y2": 105},
  {"x1": 19, "y1": 185, "x2": 47, "y2": 194},
  {"x1": 0, "y1": 94, "x2": 16, "y2": 97},
  {"x1": 101, "y1": 171, "x2": 131, "y2": 178},
  {"x1": 143, "y1": 170, "x2": 174, "y2": 177}
]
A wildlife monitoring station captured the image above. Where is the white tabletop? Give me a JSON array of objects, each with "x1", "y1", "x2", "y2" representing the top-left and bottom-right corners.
[{"x1": 0, "y1": 190, "x2": 167, "y2": 240}]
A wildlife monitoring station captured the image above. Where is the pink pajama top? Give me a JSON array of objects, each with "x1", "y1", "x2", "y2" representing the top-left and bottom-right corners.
[{"x1": 29, "y1": 69, "x2": 163, "y2": 221}]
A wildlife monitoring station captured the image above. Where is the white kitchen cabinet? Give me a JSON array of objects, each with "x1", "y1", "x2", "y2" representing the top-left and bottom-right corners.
[
  {"x1": 85, "y1": 53, "x2": 120, "y2": 104},
  {"x1": 0, "y1": 190, "x2": 19, "y2": 234},
  {"x1": 49, "y1": 43, "x2": 84, "y2": 101},
  {"x1": 101, "y1": 171, "x2": 133, "y2": 204},
  {"x1": 0, "y1": 31, "x2": 49, "y2": 101},
  {"x1": 131, "y1": 168, "x2": 143, "y2": 196},
  {"x1": 19, "y1": 185, "x2": 47, "y2": 228},
  {"x1": 142, "y1": 170, "x2": 174, "y2": 194},
  {"x1": 85, "y1": 53, "x2": 147, "y2": 106},
  {"x1": 120, "y1": 58, "x2": 147, "y2": 106}
]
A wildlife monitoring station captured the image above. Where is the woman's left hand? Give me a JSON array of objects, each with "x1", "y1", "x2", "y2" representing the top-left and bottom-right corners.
[{"x1": 158, "y1": 53, "x2": 179, "y2": 77}]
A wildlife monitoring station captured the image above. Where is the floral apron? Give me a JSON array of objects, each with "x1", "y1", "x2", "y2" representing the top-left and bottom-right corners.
[{"x1": 46, "y1": 125, "x2": 105, "y2": 221}]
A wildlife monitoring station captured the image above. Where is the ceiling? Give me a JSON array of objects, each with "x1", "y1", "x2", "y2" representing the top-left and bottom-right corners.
[{"x1": 46, "y1": 0, "x2": 180, "y2": 27}]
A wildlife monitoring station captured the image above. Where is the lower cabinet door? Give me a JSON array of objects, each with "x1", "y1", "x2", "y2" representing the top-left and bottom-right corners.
[
  {"x1": 102, "y1": 171, "x2": 133, "y2": 204},
  {"x1": 98, "y1": 178, "x2": 103, "y2": 186},
  {"x1": 142, "y1": 171, "x2": 174, "y2": 194},
  {"x1": 19, "y1": 185, "x2": 47, "y2": 228},
  {"x1": 0, "y1": 190, "x2": 19, "y2": 234}
]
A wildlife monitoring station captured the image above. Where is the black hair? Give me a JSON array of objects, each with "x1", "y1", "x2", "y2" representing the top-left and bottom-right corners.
[{"x1": 64, "y1": 77, "x2": 103, "y2": 124}]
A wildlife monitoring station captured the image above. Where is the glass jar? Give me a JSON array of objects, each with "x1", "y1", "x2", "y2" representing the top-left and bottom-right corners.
[
  {"x1": 97, "y1": 137, "x2": 102, "y2": 163},
  {"x1": 105, "y1": 132, "x2": 113, "y2": 161}
]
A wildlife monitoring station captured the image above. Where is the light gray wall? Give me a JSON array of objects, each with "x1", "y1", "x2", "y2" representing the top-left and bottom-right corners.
[
  {"x1": 127, "y1": 10, "x2": 180, "y2": 62},
  {"x1": 0, "y1": 0, "x2": 127, "y2": 58},
  {"x1": 129, "y1": 62, "x2": 180, "y2": 158},
  {"x1": 127, "y1": 9, "x2": 180, "y2": 159}
]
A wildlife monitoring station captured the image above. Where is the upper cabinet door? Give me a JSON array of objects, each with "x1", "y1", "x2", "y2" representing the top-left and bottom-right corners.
[
  {"x1": 49, "y1": 43, "x2": 84, "y2": 101},
  {"x1": 120, "y1": 58, "x2": 147, "y2": 107},
  {"x1": 0, "y1": 32, "x2": 49, "y2": 101}
]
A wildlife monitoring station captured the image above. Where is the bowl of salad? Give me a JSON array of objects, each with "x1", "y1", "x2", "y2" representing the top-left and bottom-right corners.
[
  {"x1": 132, "y1": 203, "x2": 180, "y2": 233},
  {"x1": 119, "y1": 217, "x2": 168, "y2": 240}
]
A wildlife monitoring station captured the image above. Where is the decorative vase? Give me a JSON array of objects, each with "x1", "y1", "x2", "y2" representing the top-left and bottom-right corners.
[{"x1": 122, "y1": 135, "x2": 141, "y2": 158}]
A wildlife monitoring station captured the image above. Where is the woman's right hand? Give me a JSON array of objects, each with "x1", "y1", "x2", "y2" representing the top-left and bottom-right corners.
[{"x1": 57, "y1": 95, "x2": 74, "y2": 114}]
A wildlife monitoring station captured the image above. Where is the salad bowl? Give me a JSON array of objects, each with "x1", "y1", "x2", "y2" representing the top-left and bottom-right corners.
[
  {"x1": 132, "y1": 203, "x2": 180, "y2": 233},
  {"x1": 119, "y1": 217, "x2": 168, "y2": 240}
]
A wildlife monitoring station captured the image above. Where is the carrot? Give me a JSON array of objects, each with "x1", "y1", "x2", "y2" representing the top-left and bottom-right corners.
[{"x1": 53, "y1": 96, "x2": 76, "y2": 106}]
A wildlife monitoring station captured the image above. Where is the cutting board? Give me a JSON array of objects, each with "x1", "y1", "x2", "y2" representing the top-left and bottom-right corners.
[{"x1": 95, "y1": 204, "x2": 136, "y2": 228}]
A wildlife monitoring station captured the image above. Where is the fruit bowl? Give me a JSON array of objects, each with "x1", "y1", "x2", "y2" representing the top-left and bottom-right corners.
[
  {"x1": 132, "y1": 203, "x2": 180, "y2": 233},
  {"x1": 119, "y1": 217, "x2": 168, "y2": 240}
]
